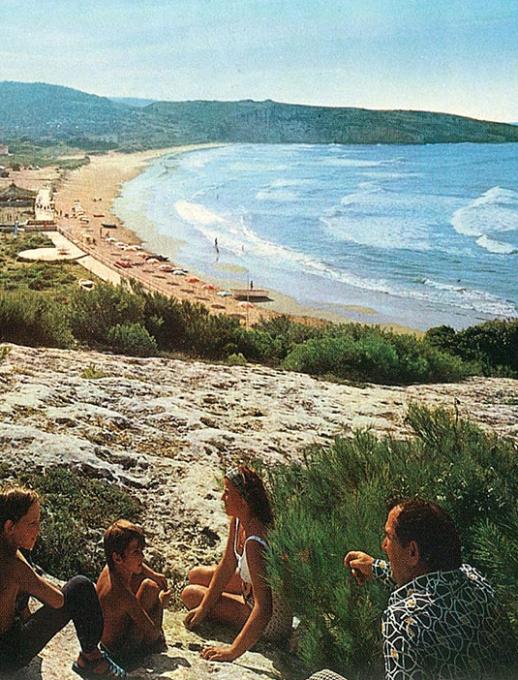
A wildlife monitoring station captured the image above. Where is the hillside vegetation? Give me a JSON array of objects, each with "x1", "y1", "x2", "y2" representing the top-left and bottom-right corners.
[
  {"x1": 266, "y1": 404, "x2": 518, "y2": 677},
  {"x1": 1, "y1": 237, "x2": 516, "y2": 383},
  {"x1": 2, "y1": 81, "x2": 518, "y2": 150}
]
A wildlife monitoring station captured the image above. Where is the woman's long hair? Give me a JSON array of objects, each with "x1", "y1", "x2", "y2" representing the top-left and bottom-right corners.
[{"x1": 226, "y1": 466, "x2": 273, "y2": 526}]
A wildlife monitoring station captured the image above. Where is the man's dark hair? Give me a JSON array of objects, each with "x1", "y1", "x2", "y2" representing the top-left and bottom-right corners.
[{"x1": 390, "y1": 498, "x2": 462, "y2": 571}]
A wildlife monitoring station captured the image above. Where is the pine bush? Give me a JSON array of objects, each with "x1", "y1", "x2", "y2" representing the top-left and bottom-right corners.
[
  {"x1": 20, "y1": 467, "x2": 142, "y2": 579},
  {"x1": 281, "y1": 329, "x2": 468, "y2": 384},
  {"x1": 106, "y1": 322, "x2": 158, "y2": 356},
  {"x1": 425, "y1": 319, "x2": 518, "y2": 376},
  {"x1": 0, "y1": 290, "x2": 73, "y2": 348},
  {"x1": 69, "y1": 281, "x2": 144, "y2": 345},
  {"x1": 265, "y1": 405, "x2": 518, "y2": 677}
]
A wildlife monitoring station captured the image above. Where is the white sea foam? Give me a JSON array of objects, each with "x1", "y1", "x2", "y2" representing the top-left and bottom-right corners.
[
  {"x1": 175, "y1": 200, "x2": 227, "y2": 226},
  {"x1": 270, "y1": 178, "x2": 313, "y2": 188},
  {"x1": 174, "y1": 201, "x2": 516, "y2": 316},
  {"x1": 321, "y1": 158, "x2": 389, "y2": 168},
  {"x1": 420, "y1": 278, "x2": 517, "y2": 316},
  {"x1": 255, "y1": 189, "x2": 299, "y2": 202},
  {"x1": 230, "y1": 161, "x2": 288, "y2": 172},
  {"x1": 476, "y1": 235, "x2": 516, "y2": 255},
  {"x1": 451, "y1": 186, "x2": 518, "y2": 253}
]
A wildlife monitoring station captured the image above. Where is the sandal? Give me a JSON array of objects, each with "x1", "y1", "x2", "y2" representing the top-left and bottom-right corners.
[{"x1": 72, "y1": 651, "x2": 127, "y2": 679}]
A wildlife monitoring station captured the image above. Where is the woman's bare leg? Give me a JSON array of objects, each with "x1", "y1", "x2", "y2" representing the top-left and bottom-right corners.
[
  {"x1": 187, "y1": 565, "x2": 242, "y2": 594},
  {"x1": 181, "y1": 584, "x2": 250, "y2": 629}
]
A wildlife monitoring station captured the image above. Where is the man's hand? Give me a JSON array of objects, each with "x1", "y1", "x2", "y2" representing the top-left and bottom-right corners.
[
  {"x1": 344, "y1": 550, "x2": 375, "y2": 585},
  {"x1": 184, "y1": 605, "x2": 207, "y2": 630},
  {"x1": 201, "y1": 645, "x2": 238, "y2": 662}
]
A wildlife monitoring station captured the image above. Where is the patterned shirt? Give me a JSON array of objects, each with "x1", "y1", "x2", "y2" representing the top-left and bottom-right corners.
[{"x1": 372, "y1": 559, "x2": 515, "y2": 679}]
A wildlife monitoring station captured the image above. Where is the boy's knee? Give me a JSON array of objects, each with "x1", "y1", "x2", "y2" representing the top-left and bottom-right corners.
[
  {"x1": 142, "y1": 578, "x2": 160, "y2": 593},
  {"x1": 140, "y1": 578, "x2": 161, "y2": 606},
  {"x1": 181, "y1": 584, "x2": 203, "y2": 609}
]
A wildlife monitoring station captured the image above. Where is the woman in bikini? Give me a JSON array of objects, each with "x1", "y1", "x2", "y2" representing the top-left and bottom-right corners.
[
  {"x1": 0, "y1": 485, "x2": 126, "y2": 679},
  {"x1": 181, "y1": 466, "x2": 292, "y2": 662}
]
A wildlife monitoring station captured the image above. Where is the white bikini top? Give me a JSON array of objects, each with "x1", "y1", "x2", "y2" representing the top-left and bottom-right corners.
[{"x1": 233, "y1": 518, "x2": 268, "y2": 584}]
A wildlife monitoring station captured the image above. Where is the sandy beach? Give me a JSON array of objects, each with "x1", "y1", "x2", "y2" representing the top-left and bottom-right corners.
[
  {"x1": 51, "y1": 146, "x2": 277, "y2": 327},
  {"x1": 9, "y1": 146, "x2": 416, "y2": 333}
]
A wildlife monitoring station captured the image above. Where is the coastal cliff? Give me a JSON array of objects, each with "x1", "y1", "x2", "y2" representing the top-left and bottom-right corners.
[{"x1": 1, "y1": 343, "x2": 517, "y2": 679}]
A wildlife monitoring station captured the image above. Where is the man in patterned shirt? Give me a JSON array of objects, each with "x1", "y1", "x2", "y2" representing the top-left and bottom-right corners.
[{"x1": 308, "y1": 499, "x2": 516, "y2": 680}]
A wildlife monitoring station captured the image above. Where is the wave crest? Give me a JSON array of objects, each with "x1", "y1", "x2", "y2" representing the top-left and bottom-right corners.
[{"x1": 451, "y1": 186, "x2": 518, "y2": 254}]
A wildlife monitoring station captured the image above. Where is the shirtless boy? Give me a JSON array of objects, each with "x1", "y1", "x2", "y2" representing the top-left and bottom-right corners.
[
  {"x1": 96, "y1": 519, "x2": 171, "y2": 663},
  {"x1": 0, "y1": 485, "x2": 126, "y2": 679}
]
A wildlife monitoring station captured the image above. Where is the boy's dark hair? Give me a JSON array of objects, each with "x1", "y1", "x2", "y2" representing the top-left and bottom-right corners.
[
  {"x1": 104, "y1": 519, "x2": 145, "y2": 570},
  {"x1": 390, "y1": 498, "x2": 462, "y2": 572},
  {"x1": 0, "y1": 486, "x2": 39, "y2": 534}
]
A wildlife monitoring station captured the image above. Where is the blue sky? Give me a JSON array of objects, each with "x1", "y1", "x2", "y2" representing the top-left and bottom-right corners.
[{"x1": 1, "y1": 0, "x2": 517, "y2": 121}]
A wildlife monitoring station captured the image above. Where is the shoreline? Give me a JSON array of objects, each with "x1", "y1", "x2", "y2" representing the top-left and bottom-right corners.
[{"x1": 52, "y1": 146, "x2": 418, "y2": 334}]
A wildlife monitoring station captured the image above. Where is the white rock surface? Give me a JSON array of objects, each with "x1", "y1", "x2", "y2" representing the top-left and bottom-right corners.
[{"x1": 0, "y1": 343, "x2": 516, "y2": 679}]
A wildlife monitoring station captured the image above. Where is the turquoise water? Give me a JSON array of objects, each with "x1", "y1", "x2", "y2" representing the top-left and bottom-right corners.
[{"x1": 114, "y1": 143, "x2": 518, "y2": 330}]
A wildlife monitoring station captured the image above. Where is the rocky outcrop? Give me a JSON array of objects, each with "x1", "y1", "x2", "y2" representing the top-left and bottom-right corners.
[{"x1": 1, "y1": 343, "x2": 516, "y2": 679}]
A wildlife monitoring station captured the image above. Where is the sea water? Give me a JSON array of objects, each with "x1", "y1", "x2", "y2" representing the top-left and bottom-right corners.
[{"x1": 114, "y1": 143, "x2": 518, "y2": 330}]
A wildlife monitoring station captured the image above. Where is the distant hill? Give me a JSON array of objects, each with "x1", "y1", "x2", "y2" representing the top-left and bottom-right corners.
[
  {"x1": 2, "y1": 81, "x2": 518, "y2": 149},
  {"x1": 110, "y1": 96, "x2": 158, "y2": 108},
  {"x1": 147, "y1": 99, "x2": 518, "y2": 145}
]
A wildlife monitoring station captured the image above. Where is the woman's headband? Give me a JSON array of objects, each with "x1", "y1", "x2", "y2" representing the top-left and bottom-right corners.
[{"x1": 225, "y1": 467, "x2": 250, "y2": 500}]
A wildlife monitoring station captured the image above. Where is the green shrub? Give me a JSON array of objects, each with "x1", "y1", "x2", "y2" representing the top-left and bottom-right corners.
[
  {"x1": 282, "y1": 327, "x2": 469, "y2": 384},
  {"x1": 141, "y1": 290, "x2": 187, "y2": 350},
  {"x1": 182, "y1": 303, "x2": 242, "y2": 358},
  {"x1": 266, "y1": 405, "x2": 518, "y2": 676},
  {"x1": 106, "y1": 322, "x2": 158, "y2": 357},
  {"x1": 81, "y1": 363, "x2": 108, "y2": 379},
  {"x1": 226, "y1": 352, "x2": 247, "y2": 366},
  {"x1": 3, "y1": 467, "x2": 142, "y2": 580},
  {"x1": 426, "y1": 319, "x2": 518, "y2": 376},
  {"x1": 0, "y1": 290, "x2": 73, "y2": 348},
  {"x1": 69, "y1": 281, "x2": 144, "y2": 345},
  {"x1": 234, "y1": 328, "x2": 283, "y2": 362},
  {"x1": 251, "y1": 315, "x2": 326, "y2": 360}
]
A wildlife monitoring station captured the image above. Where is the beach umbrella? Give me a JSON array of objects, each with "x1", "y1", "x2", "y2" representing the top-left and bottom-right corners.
[
  {"x1": 187, "y1": 276, "x2": 200, "y2": 283},
  {"x1": 203, "y1": 283, "x2": 216, "y2": 291},
  {"x1": 238, "y1": 301, "x2": 254, "y2": 308},
  {"x1": 147, "y1": 257, "x2": 160, "y2": 264}
]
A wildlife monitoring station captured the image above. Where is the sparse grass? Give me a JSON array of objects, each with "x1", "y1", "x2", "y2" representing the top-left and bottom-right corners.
[
  {"x1": 81, "y1": 363, "x2": 108, "y2": 380},
  {"x1": 0, "y1": 233, "x2": 88, "y2": 298},
  {"x1": 4, "y1": 140, "x2": 89, "y2": 170}
]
